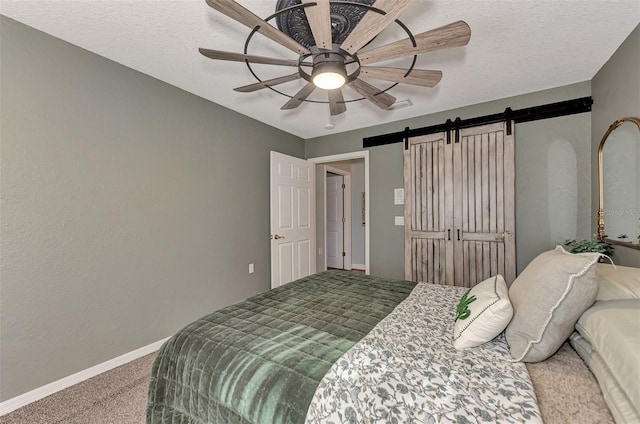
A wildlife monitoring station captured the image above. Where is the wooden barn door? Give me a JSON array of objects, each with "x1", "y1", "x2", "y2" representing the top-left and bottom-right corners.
[
  {"x1": 455, "y1": 122, "x2": 516, "y2": 286},
  {"x1": 404, "y1": 122, "x2": 516, "y2": 286},
  {"x1": 404, "y1": 132, "x2": 450, "y2": 285}
]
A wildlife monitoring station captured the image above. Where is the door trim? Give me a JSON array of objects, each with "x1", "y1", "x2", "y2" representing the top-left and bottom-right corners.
[{"x1": 309, "y1": 151, "x2": 370, "y2": 275}]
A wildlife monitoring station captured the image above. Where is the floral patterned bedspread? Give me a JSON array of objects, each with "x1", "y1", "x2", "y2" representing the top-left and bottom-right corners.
[{"x1": 305, "y1": 283, "x2": 542, "y2": 424}]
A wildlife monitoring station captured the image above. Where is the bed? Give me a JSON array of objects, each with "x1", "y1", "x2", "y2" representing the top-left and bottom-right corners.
[
  {"x1": 147, "y1": 271, "x2": 538, "y2": 424},
  {"x1": 147, "y1": 254, "x2": 638, "y2": 424}
]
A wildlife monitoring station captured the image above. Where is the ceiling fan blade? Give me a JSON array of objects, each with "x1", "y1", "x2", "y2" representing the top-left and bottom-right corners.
[
  {"x1": 328, "y1": 88, "x2": 347, "y2": 116},
  {"x1": 348, "y1": 78, "x2": 396, "y2": 110},
  {"x1": 205, "y1": 0, "x2": 310, "y2": 55},
  {"x1": 281, "y1": 83, "x2": 316, "y2": 110},
  {"x1": 360, "y1": 66, "x2": 442, "y2": 87},
  {"x1": 234, "y1": 73, "x2": 301, "y2": 92},
  {"x1": 302, "y1": 0, "x2": 332, "y2": 50},
  {"x1": 199, "y1": 48, "x2": 299, "y2": 67},
  {"x1": 340, "y1": 0, "x2": 416, "y2": 55},
  {"x1": 359, "y1": 21, "x2": 471, "y2": 65}
]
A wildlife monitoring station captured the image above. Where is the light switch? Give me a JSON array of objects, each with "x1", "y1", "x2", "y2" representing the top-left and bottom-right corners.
[
  {"x1": 249, "y1": 263, "x2": 254, "y2": 274},
  {"x1": 395, "y1": 216, "x2": 404, "y2": 226},
  {"x1": 394, "y1": 188, "x2": 404, "y2": 205}
]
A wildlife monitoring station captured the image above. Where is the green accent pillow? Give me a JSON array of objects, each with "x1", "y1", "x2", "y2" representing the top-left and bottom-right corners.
[{"x1": 453, "y1": 275, "x2": 513, "y2": 350}]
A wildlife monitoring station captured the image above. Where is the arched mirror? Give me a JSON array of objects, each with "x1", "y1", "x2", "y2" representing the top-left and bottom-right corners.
[{"x1": 597, "y1": 117, "x2": 640, "y2": 249}]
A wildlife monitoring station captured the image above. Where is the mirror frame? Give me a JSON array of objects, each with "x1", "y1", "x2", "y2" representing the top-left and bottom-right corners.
[{"x1": 597, "y1": 117, "x2": 640, "y2": 250}]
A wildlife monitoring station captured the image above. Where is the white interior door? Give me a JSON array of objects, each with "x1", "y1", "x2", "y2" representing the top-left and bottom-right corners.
[
  {"x1": 326, "y1": 174, "x2": 344, "y2": 269},
  {"x1": 270, "y1": 151, "x2": 316, "y2": 288}
]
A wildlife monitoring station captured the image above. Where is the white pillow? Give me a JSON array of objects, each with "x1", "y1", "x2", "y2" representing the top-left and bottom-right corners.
[
  {"x1": 453, "y1": 275, "x2": 513, "y2": 350},
  {"x1": 575, "y1": 299, "x2": 640, "y2": 424},
  {"x1": 595, "y1": 263, "x2": 640, "y2": 301}
]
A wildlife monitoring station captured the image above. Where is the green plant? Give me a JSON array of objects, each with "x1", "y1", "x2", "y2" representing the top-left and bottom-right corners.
[{"x1": 564, "y1": 235, "x2": 613, "y2": 259}]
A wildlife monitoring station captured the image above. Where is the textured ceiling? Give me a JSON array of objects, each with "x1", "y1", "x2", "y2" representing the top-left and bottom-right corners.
[{"x1": 2, "y1": 1, "x2": 639, "y2": 139}]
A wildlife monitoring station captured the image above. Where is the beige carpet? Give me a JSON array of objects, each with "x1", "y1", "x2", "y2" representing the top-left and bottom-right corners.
[
  {"x1": 527, "y1": 342, "x2": 615, "y2": 424},
  {"x1": 0, "y1": 353, "x2": 155, "y2": 424},
  {"x1": 1, "y1": 342, "x2": 614, "y2": 424}
]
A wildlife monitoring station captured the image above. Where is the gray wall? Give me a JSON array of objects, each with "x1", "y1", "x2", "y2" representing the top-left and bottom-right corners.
[
  {"x1": 306, "y1": 82, "x2": 593, "y2": 279},
  {"x1": 591, "y1": 24, "x2": 640, "y2": 267},
  {"x1": 0, "y1": 17, "x2": 304, "y2": 402}
]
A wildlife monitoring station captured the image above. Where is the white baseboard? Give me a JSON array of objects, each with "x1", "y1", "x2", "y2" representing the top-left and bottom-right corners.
[
  {"x1": 351, "y1": 263, "x2": 366, "y2": 270},
  {"x1": 0, "y1": 337, "x2": 170, "y2": 416}
]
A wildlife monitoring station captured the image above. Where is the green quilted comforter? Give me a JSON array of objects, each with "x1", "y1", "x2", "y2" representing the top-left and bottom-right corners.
[{"x1": 146, "y1": 271, "x2": 416, "y2": 424}]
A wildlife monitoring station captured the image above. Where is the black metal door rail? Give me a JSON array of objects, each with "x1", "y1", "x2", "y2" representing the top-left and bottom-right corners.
[{"x1": 362, "y1": 96, "x2": 593, "y2": 148}]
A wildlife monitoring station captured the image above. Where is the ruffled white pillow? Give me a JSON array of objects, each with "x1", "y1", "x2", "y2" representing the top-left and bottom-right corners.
[{"x1": 453, "y1": 275, "x2": 513, "y2": 350}]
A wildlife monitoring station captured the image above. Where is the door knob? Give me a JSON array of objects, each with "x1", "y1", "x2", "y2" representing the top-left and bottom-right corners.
[{"x1": 272, "y1": 234, "x2": 285, "y2": 240}]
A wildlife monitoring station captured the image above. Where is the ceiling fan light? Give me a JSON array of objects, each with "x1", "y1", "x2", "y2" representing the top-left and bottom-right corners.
[
  {"x1": 311, "y1": 59, "x2": 347, "y2": 90},
  {"x1": 313, "y1": 71, "x2": 346, "y2": 90}
]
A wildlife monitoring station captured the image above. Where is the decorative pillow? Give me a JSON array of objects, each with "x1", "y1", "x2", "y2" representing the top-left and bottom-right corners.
[
  {"x1": 595, "y1": 263, "x2": 640, "y2": 301},
  {"x1": 453, "y1": 275, "x2": 513, "y2": 350},
  {"x1": 505, "y1": 245, "x2": 600, "y2": 362}
]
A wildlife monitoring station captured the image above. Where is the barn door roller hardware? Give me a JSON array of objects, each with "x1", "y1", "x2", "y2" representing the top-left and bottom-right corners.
[{"x1": 363, "y1": 96, "x2": 593, "y2": 149}]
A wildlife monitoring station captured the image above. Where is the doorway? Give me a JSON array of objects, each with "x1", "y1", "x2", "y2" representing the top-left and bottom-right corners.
[{"x1": 309, "y1": 151, "x2": 369, "y2": 275}]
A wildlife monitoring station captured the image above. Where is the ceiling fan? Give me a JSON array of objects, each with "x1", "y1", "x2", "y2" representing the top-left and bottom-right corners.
[{"x1": 199, "y1": 0, "x2": 471, "y2": 116}]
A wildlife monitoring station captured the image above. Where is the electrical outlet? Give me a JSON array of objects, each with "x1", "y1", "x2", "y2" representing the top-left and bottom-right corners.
[{"x1": 249, "y1": 263, "x2": 254, "y2": 274}]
